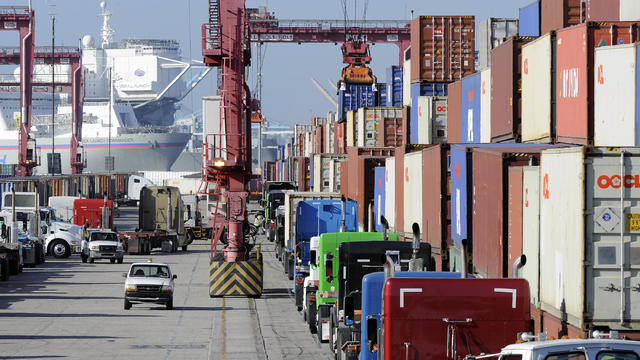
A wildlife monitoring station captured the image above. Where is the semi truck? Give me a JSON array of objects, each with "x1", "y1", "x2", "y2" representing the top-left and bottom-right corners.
[
  {"x1": 39, "y1": 206, "x2": 83, "y2": 258},
  {"x1": 262, "y1": 181, "x2": 296, "y2": 241},
  {"x1": 2, "y1": 192, "x2": 44, "y2": 268},
  {"x1": 122, "y1": 186, "x2": 190, "y2": 254}
]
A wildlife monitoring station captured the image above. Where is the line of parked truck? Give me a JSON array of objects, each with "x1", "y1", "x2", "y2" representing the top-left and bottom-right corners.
[{"x1": 260, "y1": 180, "x2": 640, "y2": 360}]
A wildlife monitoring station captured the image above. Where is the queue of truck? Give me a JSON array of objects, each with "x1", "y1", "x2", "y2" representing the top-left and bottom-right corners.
[{"x1": 259, "y1": 180, "x2": 640, "y2": 360}]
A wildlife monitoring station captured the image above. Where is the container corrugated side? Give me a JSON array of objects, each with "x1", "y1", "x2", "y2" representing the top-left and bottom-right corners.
[
  {"x1": 587, "y1": 0, "x2": 620, "y2": 21},
  {"x1": 519, "y1": 1, "x2": 541, "y2": 36},
  {"x1": 522, "y1": 33, "x2": 555, "y2": 143},
  {"x1": 385, "y1": 157, "x2": 396, "y2": 232},
  {"x1": 541, "y1": 0, "x2": 583, "y2": 35},
  {"x1": 461, "y1": 72, "x2": 481, "y2": 143},
  {"x1": 447, "y1": 80, "x2": 462, "y2": 143},
  {"x1": 403, "y1": 151, "x2": 423, "y2": 237},
  {"x1": 417, "y1": 96, "x2": 448, "y2": 145},
  {"x1": 620, "y1": 0, "x2": 640, "y2": 20},
  {"x1": 374, "y1": 167, "x2": 386, "y2": 232},
  {"x1": 480, "y1": 68, "x2": 492, "y2": 143},
  {"x1": 478, "y1": 18, "x2": 519, "y2": 69},
  {"x1": 422, "y1": 145, "x2": 450, "y2": 271},
  {"x1": 386, "y1": 66, "x2": 403, "y2": 107},
  {"x1": 521, "y1": 166, "x2": 540, "y2": 307},
  {"x1": 357, "y1": 107, "x2": 403, "y2": 147},
  {"x1": 507, "y1": 166, "x2": 524, "y2": 278},
  {"x1": 346, "y1": 111, "x2": 355, "y2": 147},
  {"x1": 403, "y1": 59, "x2": 411, "y2": 106},
  {"x1": 594, "y1": 43, "x2": 637, "y2": 146}
]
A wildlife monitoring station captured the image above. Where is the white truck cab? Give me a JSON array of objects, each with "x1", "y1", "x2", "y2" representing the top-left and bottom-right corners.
[
  {"x1": 302, "y1": 235, "x2": 320, "y2": 333},
  {"x1": 40, "y1": 207, "x2": 83, "y2": 258},
  {"x1": 123, "y1": 260, "x2": 176, "y2": 310}
]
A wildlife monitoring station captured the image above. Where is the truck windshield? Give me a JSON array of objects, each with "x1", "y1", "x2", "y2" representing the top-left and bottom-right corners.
[
  {"x1": 90, "y1": 232, "x2": 117, "y2": 242},
  {"x1": 130, "y1": 265, "x2": 170, "y2": 278}
]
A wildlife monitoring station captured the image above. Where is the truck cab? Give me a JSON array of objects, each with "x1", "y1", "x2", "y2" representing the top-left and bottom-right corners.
[
  {"x1": 2, "y1": 192, "x2": 43, "y2": 267},
  {"x1": 0, "y1": 211, "x2": 21, "y2": 279},
  {"x1": 39, "y1": 206, "x2": 83, "y2": 258},
  {"x1": 81, "y1": 230, "x2": 124, "y2": 264},
  {"x1": 125, "y1": 175, "x2": 154, "y2": 206}
]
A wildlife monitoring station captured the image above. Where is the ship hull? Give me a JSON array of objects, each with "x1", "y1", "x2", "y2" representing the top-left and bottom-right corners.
[{"x1": 0, "y1": 132, "x2": 190, "y2": 174}]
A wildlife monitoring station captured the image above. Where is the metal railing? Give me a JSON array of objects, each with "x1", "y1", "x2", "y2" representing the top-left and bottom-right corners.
[
  {"x1": 249, "y1": 18, "x2": 410, "y2": 30},
  {"x1": 0, "y1": 6, "x2": 29, "y2": 15}
]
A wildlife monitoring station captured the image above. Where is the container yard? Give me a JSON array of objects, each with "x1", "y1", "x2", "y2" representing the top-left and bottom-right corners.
[{"x1": 6, "y1": 0, "x2": 640, "y2": 359}]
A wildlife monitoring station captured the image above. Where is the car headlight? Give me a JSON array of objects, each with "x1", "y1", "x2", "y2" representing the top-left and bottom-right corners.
[
  {"x1": 161, "y1": 285, "x2": 172, "y2": 293},
  {"x1": 126, "y1": 284, "x2": 136, "y2": 292},
  {"x1": 89, "y1": 244, "x2": 99, "y2": 251}
]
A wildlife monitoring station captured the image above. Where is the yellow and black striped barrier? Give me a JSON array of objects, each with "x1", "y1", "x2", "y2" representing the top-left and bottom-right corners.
[{"x1": 209, "y1": 258, "x2": 263, "y2": 297}]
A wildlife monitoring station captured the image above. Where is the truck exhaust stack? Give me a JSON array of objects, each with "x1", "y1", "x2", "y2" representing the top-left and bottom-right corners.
[
  {"x1": 512, "y1": 254, "x2": 526, "y2": 279},
  {"x1": 408, "y1": 223, "x2": 423, "y2": 271}
]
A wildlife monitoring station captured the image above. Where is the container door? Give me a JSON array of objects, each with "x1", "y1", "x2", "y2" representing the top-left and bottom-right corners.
[
  {"x1": 385, "y1": 158, "x2": 396, "y2": 231},
  {"x1": 508, "y1": 166, "x2": 524, "y2": 277},
  {"x1": 522, "y1": 34, "x2": 553, "y2": 143},
  {"x1": 586, "y1": 152, "x2": 640, "y2": 327},
  {"x1": 403, "y1": 152, "x2": 423, "y2": 237},
  {"x1": 417, "y1": 96, "x2": 432, "y2": 144},
  {"x1": 480, "y1": 68, "x2": 492, "y2": 143},
  {"x1": 374, "y1": 167, "x2": 386, "y2": 232},
  {"x1": 522, "y1": 166, "x2": 541, "y2": 307}
]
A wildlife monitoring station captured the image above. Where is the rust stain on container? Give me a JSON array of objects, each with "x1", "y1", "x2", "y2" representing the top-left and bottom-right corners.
[
  {"x1": 447, "y1": 80, "x2": 462, "y2": 143},
  {"x1": 541, "y1": 0, "x2": 584, "y2": 35},
  {"x1": 410, "y1": 16, "x2": 476, "y2": 83},
  {"x1": 491, "y1": 37, "x2": 533, "y2": 143},
  {"x1": 507, "y1": 166, "x2": 524, "y2": 277},
  {"x1": 556, "y1": 22, "x2": 640, "y2": 144}
]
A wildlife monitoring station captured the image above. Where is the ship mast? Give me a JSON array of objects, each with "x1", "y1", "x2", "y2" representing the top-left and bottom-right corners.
[{"x1": 99, "y1": 1, "x2": 114, "y2": 49}]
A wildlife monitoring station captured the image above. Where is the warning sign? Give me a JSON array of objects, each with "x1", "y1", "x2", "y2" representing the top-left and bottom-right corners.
[{"x1": 626, "y1": 213, "x2": 640, "y2": 232}]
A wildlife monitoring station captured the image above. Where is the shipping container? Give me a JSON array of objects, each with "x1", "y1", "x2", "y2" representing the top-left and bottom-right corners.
[
  {"x1": 403, "y1": 151, "x2": 423, "y2": 237},
  {"x1": 521, "y1": 166, "x2": 541, "y2": 307},
  {"x1": 540, "y1": 0, "x2": 584, "y2": 35},
  {"x1": 491, "y1": 37, "x2": 534, "y2": 143},
  {"x1": 410, "y1": 82, "x2": 448, "y2": 144},
  {"x1": 338, "y1": 83, "x2": 377, "y2": 122},
  {"x1": 344, "y1": 147, "x2": 394, "y2": 231},
  {"x1": 521, "y1": 33, "x2": 556, "y2": 143},
  {"x1": 284, "y1": 192, "x2": 342, "y2": 253},
  {"x1": 402, "y1": 54, "x2": 411, "y2": 106},
  {"x1": 461, "y1": 72, "x2": 482, "y2": 143},
  {"x1": 386, "y1": 66, "x2": 403, "y2": 107},
  {"x1": 377, "y1": 117, "x2": 404, "y2": 147},
  {"x1": 520, "y1": 1, "x2": 541, "y2": 36},
  {"x1": 480, "y1": 68, "x2": 492, "y2": 143},
  {"x1": 587, "y1": 0, "x2": 620, "y2": 21},
  {"x1": 346, "y1": 110, "x2": 355, "y2": 148},
  {"x1": 356, "y1": 107, "x2": 403, "y2": 147},
  {"x1": 620, "y1": 0, "x2": 640, "y2": 21},
  {"x1": 410, "y1": 16, "x2": 476, "y2": 83},
  {"x1": 539, "y1": 146, "x2": 640, "y2": 331},
  {"x1": 556, "y1": 22, "x2": 640, "y2": 144},
  {"x1": 507, "y1": 166, "x2": 524, "y2": 278},
  {"x1": 310, "y1": 154, "x2": 346, "y2": 193},
  {"x1": 416, "y1": 96, "x2": 448, "y2": 145},
  {"x1": 334, "y1": 122, "x2": 346, "y2": 153},
  {"x1": 472, "y1": 146, "x2": 551, "y2": 278},
  {"x1": 422, "y1": 145, "x2": 451, "y2": 271},
  {"x1": 384, "y1": 157, "x2": 396, "y2": 232},
  {"x1": 447, "y1": 80, "x2": 462, "y2": 143},
  {"x1": 594, "y1": 43, "x2": 639, "y2": 146},
  {"x1": 378, "y1": 82, "x2": 387, "y2": 108},
  {"x1": 373, "y1": 167, "x2": 386, "y2": 232},
  {"x1": 478, "y1": 18, "x2": 519, "y2": 69}
]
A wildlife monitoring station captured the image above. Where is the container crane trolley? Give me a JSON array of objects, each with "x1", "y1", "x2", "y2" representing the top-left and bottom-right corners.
[{"x1": 202, "y1": 0, "x2": 262, "y2": 297}]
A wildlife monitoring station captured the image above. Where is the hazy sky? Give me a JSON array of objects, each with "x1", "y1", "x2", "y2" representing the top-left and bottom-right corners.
[{"x1": 0, "y1": 0, "x2": 536, "y2": 127}]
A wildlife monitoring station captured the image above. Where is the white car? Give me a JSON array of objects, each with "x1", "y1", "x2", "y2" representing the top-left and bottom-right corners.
[
  {"x1": 81, "y1": 230, "x2": 124, "y2": 264},
  {"x1": 123, "y1": 260, "x2": 176, "y2": 310}
]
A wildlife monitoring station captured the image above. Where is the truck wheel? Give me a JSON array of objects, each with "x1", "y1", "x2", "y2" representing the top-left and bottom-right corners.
[
  {"x1": 110, "y1": 259, "x2": 116, "y2": 264},
  {"x1": 9, "y1": 258, "x2": 19, "y2": 275},
  {"x1": 307, "y1": 294, "x2": 317, "y2": 333},
  {"x1": 166, "y1": 297, "x2": 173, "y2": 310},
  {"x1": 50, "y1": 240, "x2": 70, "y2": 258},
  {"x1": 117, "y1": 258, "x2": 123, "y2": 264},
  {"x1": 287, "y1": 258, "x2": 294, "y2": 281},
  {"x1": 0, "y1": 258, "x2": 8, "y2": 281},
  {"x1": 124, "y1": 299, "x2": 131, "y2": 310},
  {"x1": 181, "y1": 245, "x2": 188, "y2": 251}
]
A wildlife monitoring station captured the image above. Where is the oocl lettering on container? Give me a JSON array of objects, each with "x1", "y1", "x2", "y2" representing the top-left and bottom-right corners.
[{"x1": 597, "y1": 175, "x2": 640, "y2": 189}]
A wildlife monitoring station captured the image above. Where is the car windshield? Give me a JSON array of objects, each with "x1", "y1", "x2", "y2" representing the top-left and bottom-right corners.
[
  {"x1": 90, "y1": 232, "x2": 117, "y2": 242},
  {"x1": 130, "y1": 265, "x2": 170, "y2": 278}
]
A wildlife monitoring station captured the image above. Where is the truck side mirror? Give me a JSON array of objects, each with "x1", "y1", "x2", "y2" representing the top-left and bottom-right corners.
[
  {"x1": 310, "y1": 250, "x2": 317, "y2": 266},
  {"x1": 366, "y1": 317, "x2": 378, "y2": 352},
  {"x1": 344, "y1": 295, "x2": 354, "y2": 322}
]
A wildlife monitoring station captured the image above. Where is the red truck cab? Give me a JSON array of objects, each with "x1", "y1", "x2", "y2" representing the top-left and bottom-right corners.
[
  {"x1": 73, "y1": 199, "x2": 114, "y2": 230},
  {"x1": 377, "y1": 278, "x2": 531, "y2": 360}
]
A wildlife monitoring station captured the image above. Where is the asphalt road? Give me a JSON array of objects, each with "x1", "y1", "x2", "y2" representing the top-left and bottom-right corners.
[{"x1": 0, "y1": 206, "x2": 332, "y2": 359}]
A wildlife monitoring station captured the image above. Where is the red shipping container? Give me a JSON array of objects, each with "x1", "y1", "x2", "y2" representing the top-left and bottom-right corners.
[
  {"x1": 402, "y1": 106, "x2": 410, "y2": 146},
  {"x1": 410, "y1": 16, "x2": 476, "y2": 82},
  {"x1": 586, "y1": 0, "x2": 620, "y2": 21},
  {"x1": 491, "y1": 37, "x2": 534, "y2": 143},
  {"x1": 447, "y1": 81, "x2": 462, "y2": 143},
  {"x1": 507, "y1": 166, "x2": 524, "y2": 278},
  {"x1": 421, "y1": 145, "x2": 451, "y2": 271},
  {"x1": 334, "y1": 123, "x2": 346, "y2": 154},
  {"x1": 541, "y1": 0, "x2": 584, "y2": 35},
  {"x1": 73, "y1": 198, "x2": 114, "y2": 229},
  {"x1": 556, "y1": 22, "x2": 640, "y2": 144},
  {"x1": 377, "y1": 117, "x2": 404, "y2": 147},
  {"x1": 296, "y1": 157, "x2": 310, "y2": 191}
]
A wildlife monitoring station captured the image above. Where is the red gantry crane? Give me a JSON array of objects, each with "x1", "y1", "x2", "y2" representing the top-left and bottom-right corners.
[{"x1": 202, "y1": 0, "x2": 262, "y2": 297}]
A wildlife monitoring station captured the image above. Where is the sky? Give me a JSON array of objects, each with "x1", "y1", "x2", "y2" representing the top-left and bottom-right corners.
[{"x1": 0, "y1": 0, "x2": 536, "y2": 127}]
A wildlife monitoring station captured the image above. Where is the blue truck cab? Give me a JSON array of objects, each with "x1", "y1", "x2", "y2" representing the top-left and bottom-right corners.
[
  {"x1": 359, "y1": 271, "x2": 463, "y2": 360},
  {"x1": 293, "y1": 199, "x2": 357, "y2": 311}
]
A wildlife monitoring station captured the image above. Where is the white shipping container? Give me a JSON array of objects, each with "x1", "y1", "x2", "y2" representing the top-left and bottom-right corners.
[
  {"x1": 620, "y1": 0, "x2": 640, "y2": 21},
  {"x1": 356, "y1": 107, "x2": 403, "y2": 147},
  {"x1": 346, "y1": 111, "x2": 355, "y2": 147},
  {"x1": 385, "y1": 157, "x2": 396, "y2": 232},
  {"x1": 164, "y1": 178, "x2": 200, "y2": 195},
  {"x1": 594, "y1": 44, "x2": 637, "y2": 146},
  {"x1": 305, "y1": 131, "x2": 312, "y2": 157},
  {"x1": 312, "y1": 154, "x2": 346, "y2": 193},
  {"x1": 480, "y1": 68, "x2": 492, "y2": 143},
  {"x1": 142, "y1": 171, "x2": 197, "y2": 187},
  {"x1": 522, "y1": 34, "x2": 553, "y2": 143},
  {"x1": 403, "y1": 152, "x2": 422, "y2": 237},
  {"x1": 417, "y1": 96, "x2": 448, "y2": 144},
  {"x1": 521, "y1": 166, "x2": 540, "y2": 307},
  {"x1": 284, "y1": 191, "x2": 341, "y2": 251},
  {"x1": 403, "y1": 58, "x2": 411, "y2": 106},
  {"x1": 540, "y1": 147, "x2": 640, "y2": 330},
  {"x1": 478, "y1": 18, "x2": 519, "y2": 69}
]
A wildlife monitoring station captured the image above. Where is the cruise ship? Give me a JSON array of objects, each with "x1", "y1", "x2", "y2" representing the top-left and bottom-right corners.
[{"x1": 0, "y1": 1, "x2": 208, "y2": 174}]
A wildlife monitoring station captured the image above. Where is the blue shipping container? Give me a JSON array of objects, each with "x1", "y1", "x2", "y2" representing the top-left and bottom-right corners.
[
  {"x1": 295, "y1": 199, "x2": 358, "y2": 243},
  {"x1": 360, "y1": 272, "x2": 463, "y2": 360},
  {"x1": 410, "y1": 82, "x2": 449, "y2": 144},
  {"x1": 378, "y1": 82, "x2": 388, "y2": 108},
  {"x1": 338, "y1": 83, "x2": 377, "y2": 121},
  {"x1": 519, "y1": 1, "x2": 540, "y2": 37},
  {"x1": 386, "y1": 66, "x2": 403, "y2": 107},
  {"x1": 373, "y1": 167, "x2": 386, "y2": 232},
  {"x1": 461, "y1": 72, "x2": 482, "y2": 143}
]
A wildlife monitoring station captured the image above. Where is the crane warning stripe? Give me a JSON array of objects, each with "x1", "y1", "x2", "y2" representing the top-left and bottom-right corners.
[{"x1": 209, "y1": 260, "x2": 263, "y2": 297}]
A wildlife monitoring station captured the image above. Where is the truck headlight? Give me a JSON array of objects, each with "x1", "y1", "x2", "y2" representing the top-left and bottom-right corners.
[
  {"x1": 89, "y1": 244, "x2": 99, "y2": 251},
  {"x1": 126, "y1": 284, "x2": 136, "y2": 292},
  {"x1": 70, "y1": 240, "x2": 78, "y2": 245},
  {"x1": 161, "y1": 285, "x2": 172, "y2": 293},
  {"x1": 117, "y1": 244, "x2": 123, "y2": 251}
]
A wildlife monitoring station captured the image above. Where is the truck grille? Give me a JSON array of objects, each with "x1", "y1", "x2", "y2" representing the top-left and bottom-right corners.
[
  {"x1": 137, "y1": 285, "x2": 161, "y2": 292},
  {"x1": 99, "y1": 245, "x2": 116, "y2": 252}
]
